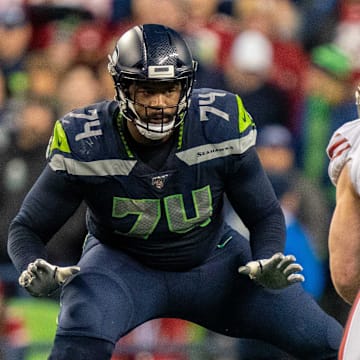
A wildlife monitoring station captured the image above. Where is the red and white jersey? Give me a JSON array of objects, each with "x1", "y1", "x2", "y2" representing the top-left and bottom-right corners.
[
  {"x1": 339, "y1": 291, "x2": 360, "y2": 360},
  {"x1": 327, "y1": 118, "x2": 360, "y2": 194},
  {"x1": 327, "y1": 119, "x2": 360, "y2": 360}
]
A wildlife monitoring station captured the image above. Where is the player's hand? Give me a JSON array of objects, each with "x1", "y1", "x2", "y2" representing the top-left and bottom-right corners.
[
  {"x1": 18, "y1": 259, "x2": 80, "y2": 297},
  {"x1": 238, "y1": 253, "x2": 304, "y2": 289}
]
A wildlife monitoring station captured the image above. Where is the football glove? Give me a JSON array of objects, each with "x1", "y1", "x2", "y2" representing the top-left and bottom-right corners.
[
  {"x1": 238, "y1": 252, "x2": 304, "y2": 289},
  {"x1": 18, "y1": 259, "x2": 80, "y2": 297}
]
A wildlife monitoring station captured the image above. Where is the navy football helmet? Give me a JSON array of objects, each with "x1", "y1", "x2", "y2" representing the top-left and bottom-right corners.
[{"x1": 108, "y1": 24, "x2": 197, "y2": 140}]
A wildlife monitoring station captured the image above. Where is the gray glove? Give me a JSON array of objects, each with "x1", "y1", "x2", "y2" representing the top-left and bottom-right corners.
[
  {"x1": 238, "y1": 252, "x2": 304, "y2": 289},
  {"x1": 19, "y1": 259, "x2": 80, "y2": 297}
]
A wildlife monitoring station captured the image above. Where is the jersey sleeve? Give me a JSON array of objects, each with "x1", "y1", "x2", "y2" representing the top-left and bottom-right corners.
[
  {"x1": 327, "y1": 118, "x2": 360, "y2": 194},
  {"x1": 45, "y1": 104, "x2": 108, "y2": 176},
  {"x1": 45, "y1": 107, "x2": 101, "y2": 175}
]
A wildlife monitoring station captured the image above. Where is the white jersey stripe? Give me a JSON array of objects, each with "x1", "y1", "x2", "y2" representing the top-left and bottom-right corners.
[{"x1": 49, "y1": 154, "x2": 137, "y2": 176}]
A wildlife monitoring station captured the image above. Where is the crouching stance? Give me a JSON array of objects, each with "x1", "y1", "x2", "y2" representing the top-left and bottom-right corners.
[{"x1": 9, "y1": 24, "x2": 342, "y2": 359}]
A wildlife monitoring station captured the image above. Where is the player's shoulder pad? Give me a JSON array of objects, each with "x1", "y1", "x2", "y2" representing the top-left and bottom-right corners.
[
  {"x1": 176, "y1": 89, "x2": 256, "y2": 165},
  {"x1": 46, "y1": 100, "x2": 119, "y2": 167},
  {"x1": 188, "y1": 87, "x2": 256, "y2": 145},
  {"x1": 327, "y1": 118, "x2": 360, "y2": 193}
]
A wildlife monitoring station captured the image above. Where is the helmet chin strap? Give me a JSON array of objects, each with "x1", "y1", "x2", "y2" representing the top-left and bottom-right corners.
[{"x1": 135, "y1": 119, "x2": 175, "y2": 141}]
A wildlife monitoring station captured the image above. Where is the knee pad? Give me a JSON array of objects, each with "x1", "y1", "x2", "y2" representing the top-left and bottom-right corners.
[{"x1": 48, "y1": 335, "x2": 114, "y2": 360}]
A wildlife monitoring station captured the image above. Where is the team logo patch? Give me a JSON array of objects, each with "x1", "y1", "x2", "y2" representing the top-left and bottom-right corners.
[{"x1": 151, "y1": 174, "x2": 169, "y2": 189}]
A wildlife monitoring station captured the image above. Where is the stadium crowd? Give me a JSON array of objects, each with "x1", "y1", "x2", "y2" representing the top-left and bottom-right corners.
[{"x1": 1, "y1": 0, "x2": 360, "y2": 358}]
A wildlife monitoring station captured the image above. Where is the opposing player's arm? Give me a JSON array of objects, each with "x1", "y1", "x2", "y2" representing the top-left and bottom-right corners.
[{"x1": 329, "y1": 163, "x2": 360, "y2": 304}]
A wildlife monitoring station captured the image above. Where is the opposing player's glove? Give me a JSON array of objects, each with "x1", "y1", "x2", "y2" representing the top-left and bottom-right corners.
[
  {"x1": 18, "y1": 259, "x2": 80, "y2": 297},
  {"x1": 238, "y1": 252, "x2": 304, "y2": 289}
]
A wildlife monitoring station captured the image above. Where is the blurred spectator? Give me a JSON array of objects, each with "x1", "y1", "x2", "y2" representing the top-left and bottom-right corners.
[
  {"x1": 26, "y1": 0, "x2": 111, "y2": 22},
  {"x1": 120, "y1": 0, "x2": 227, "y2": 90},
  {"x1": 297, "y1": 43, "x2": 358, "y2": 207},
  {"x1": 0, "y1": 68, "x2": 6, "y2": 111},
  {"x1": 25, "y1": 50, "x2": 60, "y2": 103},
  {"x1": 256, "y1": 125, "x2": 332, "y2": 261},
  {"x1": 0, "y1": 99, "x2": 57, "y2": 263},
  {"x1": 0, "y1": 69, "x2": 14, "y2": 153},
  {"x1": 223, "y1": 30, "x2": 291, "y2": 130},
  {"x1": 295, "y1": 0, "x2": 339, "y2": 51},
  {"x1": 232, "y1": 0, "x2": 301, "y2": 41},
  {"x1": 27, "y1": 2, "x2": 94, "y2": 51},
  {"x1": 109, "y1": 0, "x2": 132, "y2": 24},
  {"x1": 231, "y1": 0, "x2": 309, "y2": 132},
  {"x1": 334, "y1": 0, "x2": 360, "y2": 81},
  {"x1": 56, "y1": 63, "x2": 102, "y2": 113},
  {"x1": 183, "y1": 0, "x2": 237, "y2": 69},
  {"x1": 72, "y1": 21, "x2": 110, "y2": 69},
  {"x1": 0, "y1": 6, "x2": 33, "y2": 98},
  {"x1": 41, "y1": 18, "x2": 79, "y2": 75},
  {"x1": 130, "y1": 0, "x2": 187, "y2": 33},
  {"x1": 268, "y1": 172, "x2": 327, "y2": 299},
  {"x1": 181, "y1": 0, "x2": 230, "y2": 89},
  {"x1": 0, "y1": 1, "x2": 23, "y2": 13},
  {"x1": 0, "y1": 99, "x2": 86, "y2": 266}
]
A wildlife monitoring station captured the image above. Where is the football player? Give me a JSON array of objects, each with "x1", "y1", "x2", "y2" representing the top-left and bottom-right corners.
[
  {"x1": 8, "y1": 24, "x2": 342, "y2": 359},
  {"x1": 326, "y1": 86, "x2": 360, "y2": 360}
]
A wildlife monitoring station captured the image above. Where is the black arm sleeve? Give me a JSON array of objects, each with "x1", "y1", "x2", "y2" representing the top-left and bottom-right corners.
[
  {"x1": 225, "y1": 146, "x2": 286, "y2": 259},
  {"x1": 7, "y1": 165, "x2": 84, "y2": 273}
]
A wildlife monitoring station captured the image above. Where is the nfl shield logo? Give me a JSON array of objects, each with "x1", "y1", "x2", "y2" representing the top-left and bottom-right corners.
[{"x1": 151, "y1": 175, "x2": 168, "y2": 189}]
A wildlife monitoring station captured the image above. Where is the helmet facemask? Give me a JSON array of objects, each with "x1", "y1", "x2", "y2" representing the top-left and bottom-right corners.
[{"x1": 116, "y1": 77, "x2": 192, "y2": 141}]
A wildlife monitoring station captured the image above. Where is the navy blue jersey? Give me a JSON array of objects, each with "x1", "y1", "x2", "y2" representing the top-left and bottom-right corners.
[{"x1": 9, "y1": 88, "x2": 284, "y2": 271}]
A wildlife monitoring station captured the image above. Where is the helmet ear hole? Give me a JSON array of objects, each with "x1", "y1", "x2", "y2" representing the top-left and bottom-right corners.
[{"x1": 120, "y1": 80, "x2": 132, "y2": 97}]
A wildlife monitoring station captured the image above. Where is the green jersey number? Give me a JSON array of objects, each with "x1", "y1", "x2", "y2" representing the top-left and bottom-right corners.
[{"x1": 112, "y1": 185, "x2": 212, "y2": 239}]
